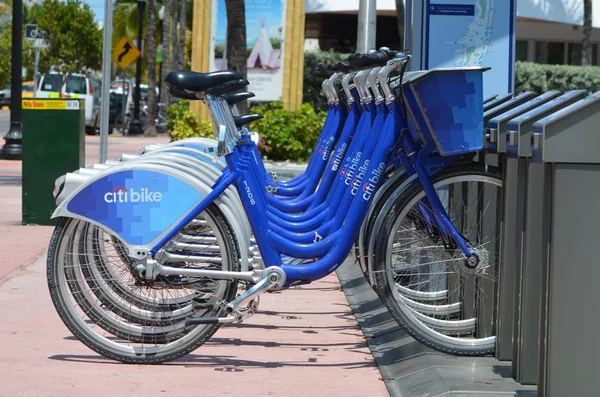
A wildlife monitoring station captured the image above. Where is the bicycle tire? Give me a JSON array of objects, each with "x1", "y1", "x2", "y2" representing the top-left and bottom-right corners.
[
  {"x1": 47, "y1": 203, "x2": 240, "y2": 364},
  {"x1": 372, "y1": 162, "x2": 502, "y2": 356}
]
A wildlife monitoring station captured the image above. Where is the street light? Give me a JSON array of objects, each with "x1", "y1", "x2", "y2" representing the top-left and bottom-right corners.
[
  {"x1": 157, "y1": 6, "x2": 164, "y2": 106},
  {"x1": 0, "y1": 0, "x2": 23, "y2": 160},
  {"x1": 128, "y1": 0, "x2": 147, "y2": 135}
]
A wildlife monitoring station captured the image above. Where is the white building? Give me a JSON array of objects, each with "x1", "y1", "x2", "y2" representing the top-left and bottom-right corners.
[{"x1": 305, "y1": 0, "x2": 600, "y2": 66}]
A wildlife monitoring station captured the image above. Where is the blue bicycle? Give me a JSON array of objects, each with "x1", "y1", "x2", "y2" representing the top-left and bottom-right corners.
[{"x1": 46, "y1": 50, "x2": 502, "y2": 363}]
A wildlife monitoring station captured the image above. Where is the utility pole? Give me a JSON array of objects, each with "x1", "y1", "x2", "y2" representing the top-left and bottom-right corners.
[
  {"x1": 128, "y1": 0, "x2": 147, "y2": 135},
  {"x1": 357, "y1": 0, "x2": 377, "y2": 53},
  {"x1": 1, "y1": 0, "x2": 23, "y2": 160}
]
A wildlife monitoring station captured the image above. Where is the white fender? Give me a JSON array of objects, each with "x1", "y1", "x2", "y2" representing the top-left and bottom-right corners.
[{"x1": 52, "y1": 162, "x2": 237, "y2": 262}]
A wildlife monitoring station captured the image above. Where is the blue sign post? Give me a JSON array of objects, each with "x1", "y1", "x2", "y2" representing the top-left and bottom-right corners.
[{"x1": 407, "y1": 0, "x2": 516, "y2": 98}]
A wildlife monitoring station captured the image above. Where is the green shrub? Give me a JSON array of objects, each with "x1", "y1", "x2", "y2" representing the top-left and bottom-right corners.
[
  {"x1": 303, "y1": 50, "x2": 348, "y2": 112},
  {"x1": 250, "y1": 101, "x2": 327, "y2": 162},
  {"x1": 166, "y1": 100, "x2": 214, "y2": 141},
  {"x1": 515, "y1": 61, "x2": 600, "y2": 95}
]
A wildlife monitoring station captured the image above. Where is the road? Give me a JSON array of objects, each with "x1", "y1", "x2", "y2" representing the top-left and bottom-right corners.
[{"x1": 0, "y1": 109, "x2": 10, "y2": 132}]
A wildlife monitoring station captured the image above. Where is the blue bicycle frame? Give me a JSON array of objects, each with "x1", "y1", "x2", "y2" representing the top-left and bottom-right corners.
[{"x1": 152, "y1": 62, "x2": 483, "y2": 288}]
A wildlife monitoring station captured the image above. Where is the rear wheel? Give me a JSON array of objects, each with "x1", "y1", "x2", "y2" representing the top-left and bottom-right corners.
[{"x1": 47, "y1": 204, "x2": 240, "y2": 364}]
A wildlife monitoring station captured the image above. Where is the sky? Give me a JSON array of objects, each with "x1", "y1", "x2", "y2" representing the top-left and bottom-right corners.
[{"x1": 84, "y1": 0, "x2": 105, "y2": 23}]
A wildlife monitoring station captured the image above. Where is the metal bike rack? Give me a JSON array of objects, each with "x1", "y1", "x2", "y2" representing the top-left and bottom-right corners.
[
  {"x1": 504, "y1": 89, "x2": 587, "y2": 385},
  {"x1": 488, "y1": 91, "x2": 561, "y2": 362},
  {"x1": 529, "y1": 91, "x2": 600, "y2": 397},
  {"x1": 484, "y1": 92, "x2": 514, "y2": 112},
  {"x1": 484, "y1": 94, "x2": 499, "y2": 105}
]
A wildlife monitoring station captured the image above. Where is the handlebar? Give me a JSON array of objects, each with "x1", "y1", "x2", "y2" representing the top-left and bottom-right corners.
[{"x1": 311, "y1": 48, "x2": 410, "y2": 77}]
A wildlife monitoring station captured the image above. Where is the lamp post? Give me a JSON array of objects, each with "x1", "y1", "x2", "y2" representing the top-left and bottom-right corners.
[
  {"x1": 128, "y1": 0, "x2": 147, "y2": 135},
  {"x1": 157, "y1": 5, "x2": 163, "y2": 108},
  {"x1": 0, "y1": 0, "x2": 23, "y2": 160}
]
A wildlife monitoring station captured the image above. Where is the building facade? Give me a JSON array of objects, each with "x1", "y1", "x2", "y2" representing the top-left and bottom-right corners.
[{"x1": 305, "y1": 0, "x2": 600, "y2": 66}]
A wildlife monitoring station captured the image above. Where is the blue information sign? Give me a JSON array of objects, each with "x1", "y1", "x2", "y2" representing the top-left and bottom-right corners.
[{"x1": 418, "y1": 0, "x2": 516, "y2": 98}]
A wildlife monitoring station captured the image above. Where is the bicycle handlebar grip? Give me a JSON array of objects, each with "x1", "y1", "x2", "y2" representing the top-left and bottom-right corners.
[{"x1": 347, "y1": 51, "x2": 390, "y2": 68}]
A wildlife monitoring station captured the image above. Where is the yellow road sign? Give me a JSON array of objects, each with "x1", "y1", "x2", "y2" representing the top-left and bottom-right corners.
[{"x1": 112, "y1": 36, "x2": 141, "y2": 70}]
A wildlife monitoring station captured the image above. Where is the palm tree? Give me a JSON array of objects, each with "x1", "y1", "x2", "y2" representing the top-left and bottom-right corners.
[
  {"x1": 582, "y1": 0, "x2": 593, "y2": 66},
  {"x1": 225, "y1": 0, "x2": 247, "y2": 114},
  {"x1": 175, "y1": 0, "x2": 186, "y2": 69},
  {"x1": 145, "y1": 0, "x2": 158, "y2": 136},
  {"x1": 159, "y1": 0, "x2": 171, "y2": 105}
]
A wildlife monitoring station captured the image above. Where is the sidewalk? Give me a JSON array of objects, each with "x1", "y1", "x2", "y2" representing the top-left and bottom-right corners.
[{"x1": 0, "y1": 134, "x2": 389, "y2": 397}]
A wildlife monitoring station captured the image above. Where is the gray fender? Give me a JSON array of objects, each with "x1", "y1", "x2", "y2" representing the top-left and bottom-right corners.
[
  {"x1": 366, "y1": 173, "x2": 419, "y2": 286},
  {"x1": 357, "y1": 168, "x2": 407, "y2": 276},
  {"x1": 118, "y1": 153, "x2": 141, "y2": 161},
  {"x1": 147, "y1": 146, "x2": 225, "y2": 170},
  {"x1": 52, "y1": 162, "x2": 235, "y2": 262}
]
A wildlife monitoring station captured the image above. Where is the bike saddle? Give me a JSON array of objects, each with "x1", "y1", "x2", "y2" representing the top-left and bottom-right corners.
[
  {"x1": 169, "y1": 88, "x2": 256, "y2": 107},
  {"x1": 234, "y1": 114, "x2": 264, "y2": 128},
  {"x1": 225, "y1": 91, "x2": 255, "y2": 106},
  {"x1": 168, "y1": 87, "x2": 198, "y2": 100},
  {"x1": 165, "y1": 69, "x2": 244, "y2": 93}
]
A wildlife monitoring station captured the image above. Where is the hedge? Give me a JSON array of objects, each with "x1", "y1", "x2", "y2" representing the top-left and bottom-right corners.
[
  {"x1": 301, "y1": 54, "x2": 600, "y2": 107},
  {"x1": 303, "y1": 50, "x2": 348, "y2": 112},
  {"x1": 167, "y1": 100, "x2": 326, "y2": 162},
  {"x1": 514, "y1": 61, "x2": 600, "y2": 95}
]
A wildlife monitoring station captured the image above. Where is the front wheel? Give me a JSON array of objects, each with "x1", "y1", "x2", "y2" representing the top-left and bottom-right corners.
[{"x1": 372, "y1": 163, "x2": 502, "y2": 356}]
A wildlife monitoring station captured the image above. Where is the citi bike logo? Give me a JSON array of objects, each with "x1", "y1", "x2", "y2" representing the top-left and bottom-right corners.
[
  {"x1": 361, "y1": 162, "x2": 386, "y2": 201},
  {"x1": 340, "y1": 152, "x2": 362, "y2": 184},
  {"x1": 317, "y1": 137, "x2": 335, "y2": 161},
  {"x1": 350, "y1": 160, "x2": 370, "y2": 196},
  {"x1": 104, "y1": 186, "x2": 163, "y2": 203},
  {"x1": 330, "y1": 143, "x2": 348, "y2": 172}
]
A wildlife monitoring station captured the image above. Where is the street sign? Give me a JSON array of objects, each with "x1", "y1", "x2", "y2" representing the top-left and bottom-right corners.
[
  {"x1": 25, "y1": 24, "x2": 48, "y2": 40},
  {"x1": 112, "y1": 36, "x2": 141, "y2": 70},
  {"x1": 26, "y1": 24, "x2": 50, "y2": 48}
]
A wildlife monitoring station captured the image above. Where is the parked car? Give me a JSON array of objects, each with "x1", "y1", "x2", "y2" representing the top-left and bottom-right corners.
[
  {"x1": 36, "y1": 72, "x2": 101, "y2": 134},
  {"x1": 0, "y1": 84, "x2": 10, "y2": 108}
]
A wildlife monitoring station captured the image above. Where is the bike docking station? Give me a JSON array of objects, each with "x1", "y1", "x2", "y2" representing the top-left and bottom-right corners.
[
  {"x1": 505, "y1": 89, "x2": 587, "y2": 386},
  {"x1": 42, "y1": 45, "x2": 600, "y2": 395},
  {"x1": 488, "y1": 91, "x2": 562, "y2": 363},
  {"x1": 527, "y1": 91, "x2": 600, "y2": 397}
]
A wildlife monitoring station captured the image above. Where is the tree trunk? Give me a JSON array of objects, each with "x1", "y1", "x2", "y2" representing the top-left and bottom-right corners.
[
  {"x1": 395, "y1": 0, "x2": 404, "y2": 49},
  {"x1": 225, "y1": 0, "x2": 248, "y2": 114},
  {"x1": 160, "y1": 0, "x2": 172, "y2": 105},
  {"x1": 178, "y1": 0, "x2": 187, "y2": 68},
  {"x1": 171, "y1": 0, "x2": 181, "y2": 69},
  {"x1": 582, "y1": 0, "x2": 593, "y2": 66},
  {"x1": 145, "y1": 0, "x2": 158, "y2": 136}
]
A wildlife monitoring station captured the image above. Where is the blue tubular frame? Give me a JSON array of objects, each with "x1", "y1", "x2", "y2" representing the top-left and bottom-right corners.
[{"x1": 149, "y1": 62, "x2": 483, "y2": 287}]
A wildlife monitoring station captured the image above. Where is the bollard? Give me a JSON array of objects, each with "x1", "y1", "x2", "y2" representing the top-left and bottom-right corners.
[
  {"x1": 504, "y1": 89, "x2": 587, "y2": 385},
  {"x1": 488, "y1": 91, "x2": 561, "y2": 362},
  {"x1": 530, "y1": 91, "x2": 600, "y2": 397},
  {"x1": 22, "y1": 98, "x2": 85, "y2": 225}
]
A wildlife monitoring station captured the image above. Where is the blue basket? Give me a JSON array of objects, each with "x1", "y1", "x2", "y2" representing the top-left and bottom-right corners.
[{"x1": 401, "y1": 67, "x2": 485, "y2": 156}]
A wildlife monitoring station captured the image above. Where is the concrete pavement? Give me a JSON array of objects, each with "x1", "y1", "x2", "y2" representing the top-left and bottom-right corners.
[{"x1": 0, "y1": 134, "x2": 389, "y2": 397}]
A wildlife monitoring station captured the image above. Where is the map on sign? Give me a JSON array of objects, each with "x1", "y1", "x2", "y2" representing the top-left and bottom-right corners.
[
  {"x1": 112, "y1": 36, "x2": 141, "y2": 70},
  {"x1": 425, "y1": 0, "x2": 515, "y2": 97}
]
